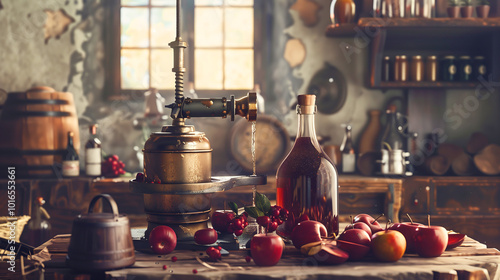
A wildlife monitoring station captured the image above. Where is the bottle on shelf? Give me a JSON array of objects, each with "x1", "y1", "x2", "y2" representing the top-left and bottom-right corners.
[
  {"x1": 62, "y1": 131, "x2": 80, "y2": 177},
  {"x1": 20, "y1": 197, "x2": 51, "y2": 247},
  {"x1": 276, "y1": 94, "x2": 339, "y2": 238},
  {"x1": 381, "y1": 105, "x2": 404, "y2": 152},
  {"x1": 85, "y1": 124, "x2": 101, "y2": 176},
  {"x1": 379, "y1": 105, "x2": 410, "y2": 175},
  {"x1": 340, "y1": 125, "x2": 356, "y2": 173}
]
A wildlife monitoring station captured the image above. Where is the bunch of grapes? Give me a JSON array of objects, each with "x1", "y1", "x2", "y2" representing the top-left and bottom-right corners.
[
  {"x1": 256, "y1": 205, "x2": 289, "y2": 233},
  {"x1": 102, "y1": 155, "x2": 126, "y2": 178},
  {"x1": 227, "y1": 212, "x2": 249, "y2": 236}
]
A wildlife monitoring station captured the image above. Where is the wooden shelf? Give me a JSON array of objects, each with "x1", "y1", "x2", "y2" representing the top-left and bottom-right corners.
[
  {"x1": 358, "y1": 17, "x2": 500, "y2": 28},
  {"x1": 326, "y1": 18, "x2": 500, "y2": 38},
  {"x1": 376, "y1": 81, "x2": 478, "y2": 89}
]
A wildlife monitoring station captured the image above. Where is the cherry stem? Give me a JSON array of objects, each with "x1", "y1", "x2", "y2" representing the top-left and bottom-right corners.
[
  {"x1": 427, "y1": 214, "x2": 431, "y2": 227},
  {"x1": 385, "y1": 219, "x2": 391, "y2": 230},
  {"x1": 350, "y1": 215, "x2": 353, "y2": 225},
  {"x1": 372, "y1": 213, "x2": 385, "y2": 224},
  {"x1": 406, "y1": 213, "x2": 414, "y2": 224}
]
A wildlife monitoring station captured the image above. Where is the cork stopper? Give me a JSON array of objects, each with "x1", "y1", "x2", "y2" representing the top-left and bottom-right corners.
[{"x1": 298, "y1": 94, "x2": 316, "y2": 106}]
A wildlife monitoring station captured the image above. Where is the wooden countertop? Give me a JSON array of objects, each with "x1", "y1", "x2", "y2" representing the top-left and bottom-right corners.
[{"x1": 36, "y1": 227, "x2": 500, "y2": 280}]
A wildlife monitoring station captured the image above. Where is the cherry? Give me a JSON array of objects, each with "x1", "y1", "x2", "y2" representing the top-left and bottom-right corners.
[
  {"x1": 193, "y1": 269, "x2": 198, "y2": 274},
  {"x1": 257, "y1": 216, "x2": 271, "y2": 227},
  {"x1": 245, "y1": 256, "x2": 252, "y2": 263},
  {"x1": 206, "y1": 247, "x2": 222, "y2": 260},
  {"x1": 234, "y1": 229, "x2": 244, "y2": 236},
  {"x1": 136, "y1": 172, "x2": 144, "y2": 182},
  {"x1": 171, "y1": 256, "x2": 177, "y2": 262},
  {"x1": 267, "y1": 221, "x2": 278, "y2": 232},
  {"x1": 162, "y1": 265, "x2": 167, "y2": 270}
]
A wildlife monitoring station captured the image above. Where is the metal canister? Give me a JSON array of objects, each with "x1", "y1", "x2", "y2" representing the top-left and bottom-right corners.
[
  {"x1": 425, "y1": 55, "x2": 438, "y2": 81},
  {"x1": 441, "y1": 56, "x2": 456, "y2": 81},
  {"x1": 382, "y1": 56, "x2": 391, "y2": 81},
  {"x1": 458, "y1": 56, "x2": 473, "y2": 81},
  {"x1": 411, "y1": 55, "x2": 424, "y2": 81},
  {"x1": 473, "y1": 56, "x2": 487, "y2": 80}
]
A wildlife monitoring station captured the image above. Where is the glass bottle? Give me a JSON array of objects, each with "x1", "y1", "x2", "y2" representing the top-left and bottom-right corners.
[
  {"x1": 340, "y1": 125, "x2": 356, "y2": 173},
  {"x1": 381, "y1": 106, "x2": 404, "y2": 152},
  {"x1": 276, "y1": 94, "x2": 339, "y2": 238},
  {"x1": 20, "y1": 197, "x2": 51, "y2": 247},
  {"x1": 62, "y1": 131, "x2": 79, "y2": 177},
  {"x1": 85, "y1": 124, "x2": 102, "y2": 176}
]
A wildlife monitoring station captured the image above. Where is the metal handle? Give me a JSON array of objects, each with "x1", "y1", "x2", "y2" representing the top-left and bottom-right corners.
[{"x1": 88, "y1": 194, "x2": 120, "y2": 218}]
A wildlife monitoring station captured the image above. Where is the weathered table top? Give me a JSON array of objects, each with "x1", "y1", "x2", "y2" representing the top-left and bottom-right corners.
[{"x1": 37, "y1": 230, "x2": 500, "y2": 280}]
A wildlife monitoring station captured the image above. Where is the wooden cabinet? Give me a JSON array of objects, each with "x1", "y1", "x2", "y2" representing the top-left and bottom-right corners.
[{"x1": 402, "y1": 176, "x2": 500, "y2": 249}]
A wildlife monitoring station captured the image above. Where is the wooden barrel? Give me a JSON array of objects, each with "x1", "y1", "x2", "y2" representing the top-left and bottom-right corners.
[{"x1": 0, "y1": 87, "x2": 80, "y2": 178}]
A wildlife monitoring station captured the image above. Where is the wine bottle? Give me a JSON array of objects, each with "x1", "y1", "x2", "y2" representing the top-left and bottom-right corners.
[
  {"x1": 340, "y1": 125, "x2": 356, "y2": 173},
  {"x1": 62, "y1": 131, "x2": 79, "y2": 177},
  {"x1": 276, "y1": 94, "x2": 339, "y2": 238},
  {"x1": 20, "y1": 197, "x2": 51, "y2": 247},
  {"x1": 85, "y1": 124, "x2": 102, "y2": 176}
]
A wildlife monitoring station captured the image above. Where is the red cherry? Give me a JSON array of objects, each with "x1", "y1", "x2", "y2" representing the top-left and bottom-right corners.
[
  {"x1": 267, "y1": 222, "x2": 278, "y2": 232},
  {"x1": 206, "y1": 247, "x2": 221, "y2": 260},
  {"x1": 119, "y1": 161, "x2": 125, "y2": 168},
  {"x1": 257, "y1": 216, "x2": 270, "y2": 227},
  {"x1": 234, "y1": 229, "x2": 243, "y2": 236},
  {"x1": 245, "y1": 256, "x2": 252, "y2": 263},
  {"x1": 171, "y1": 256, "x2": 177, "y2": 262},
  {"x1": 233, "y1": 218, "x2": 242, "y2": 228},
  {"x1": 193, "y1": 269, "x2": 198, "y2": 274},
  {"x1": 136, "y1": 172, "x2": 144, "y2": 182},
  {"x1": 106, "y1": 157, "x2": 113, "y2": 163},
  {"x1": 162, "y1": 265, "x2": 167, "y2": 270},
  {"x1": 112, "y1": 155, "x2": 119, "y2": 161},
  {"x1": 270, "y1": 208, "x2": 280, "y2": 218}
]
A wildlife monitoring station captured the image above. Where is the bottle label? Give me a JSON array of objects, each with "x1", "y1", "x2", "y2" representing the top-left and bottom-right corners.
[
  {"x1": 342, "y1": 154, "x2": 356, "y2": 173},
  {"x1": 62, "y1": 160, "x2": 79, "y2": 177},
  {"x1": 85, "y1": 148, "x2": 101, "y2": 176}
]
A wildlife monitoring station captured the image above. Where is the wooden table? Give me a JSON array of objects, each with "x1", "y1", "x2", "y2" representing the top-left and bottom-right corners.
[{"x1": 35, "y1": 226, "x2": 500, "y2": 280}]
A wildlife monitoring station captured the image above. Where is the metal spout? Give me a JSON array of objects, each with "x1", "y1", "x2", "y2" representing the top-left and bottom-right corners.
[{"x1": 166, "y1": 92, "x2": 258, "y2": 122}]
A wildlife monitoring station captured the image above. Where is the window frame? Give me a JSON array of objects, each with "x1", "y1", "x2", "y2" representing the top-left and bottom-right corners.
[{"x1": 104, "y1": 0, "x2": 266, "y2": 100}]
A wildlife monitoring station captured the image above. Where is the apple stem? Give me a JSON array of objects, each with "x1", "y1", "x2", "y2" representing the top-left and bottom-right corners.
[
  {"x1": 350, "y1": 215, "x2": 353, "y2": 225},
  {"x1": 372, "y1": 213, "x2": 385, "y2": 224},
  {"x1": 385, "y1": 219, "x2": 391, "y2": 230},
  {"x1": 427, "y1": 214, "x2": 431, "y2": 227},
  {"x1": 406, "y1": 213, "x2": 414, "y2": 224}
]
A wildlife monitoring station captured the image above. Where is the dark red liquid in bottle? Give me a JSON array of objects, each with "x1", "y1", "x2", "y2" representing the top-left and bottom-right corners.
[{"x1": 276, "y1": 137, "x2": 339, "y2": 237}]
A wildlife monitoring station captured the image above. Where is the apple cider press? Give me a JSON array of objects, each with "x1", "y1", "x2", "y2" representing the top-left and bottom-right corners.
[{"x1": 129, "y1": 0, "x2": 265, "y2": 240}]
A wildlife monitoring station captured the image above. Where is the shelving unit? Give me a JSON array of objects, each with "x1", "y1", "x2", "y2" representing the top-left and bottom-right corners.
[{"x1": 326, "y1": 17, "x2": 500, "y2": 89}]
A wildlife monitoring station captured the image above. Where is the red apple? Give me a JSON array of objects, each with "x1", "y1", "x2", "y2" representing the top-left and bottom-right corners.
[
  {"x1": 413, "y1": 225, "x2": 448, "y2": 257},
  {"x1": 194, "y1": 228, "x2": 218, "y2": 245},
  {"x1": 338, "y1": 228, "x2": 371, "y2": 247},
  {"x1": 371, "y1": 230, "x2": 406, "y2": 262},
  {"x1": 250, "y1": 234, "x2": 284, "y2": 266},
  {"x1": 291, "y1": 220, "x2": 328, "y2": 249},
  {"x1": 447, "y1": 233, "x2": 466, "y2": 250},
  {"x1": 211, "y1": 211, "x2": 235, "y2": 233},
  {"x1": 337, "y1": 240, "x2": 370, "y2": 261},
  {"x1": 344, "y1": 223, "x2": 372, "y2": 239},
  {"x1": 149, "y1": 225, "x2": 177, "y2": 255},
  {"x1": 353, "y1": 214, "x2": 383, "y2": 233},
  {"x1": 388, "y1": 222, "x2": 424, "y2": 253}
]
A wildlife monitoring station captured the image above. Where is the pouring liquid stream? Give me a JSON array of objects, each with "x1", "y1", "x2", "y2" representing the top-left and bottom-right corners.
[{"x1": 251, "y1": 121, "x2": 257, "y2": 206}]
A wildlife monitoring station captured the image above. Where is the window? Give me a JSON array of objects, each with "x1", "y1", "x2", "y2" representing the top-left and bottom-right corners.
[{"x1": 112, "y1": 0, "x2": 261, "y2": 96}]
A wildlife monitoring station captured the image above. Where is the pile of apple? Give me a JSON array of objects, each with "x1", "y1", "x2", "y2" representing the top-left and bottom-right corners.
[{"x1": 294, "y1": 214, "x2": 451, "y2": 264}]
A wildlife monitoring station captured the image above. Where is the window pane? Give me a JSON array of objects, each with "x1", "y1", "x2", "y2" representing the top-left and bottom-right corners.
[
  {"x1": 227, "y1": 0, "x2": 253, "y2": 6},
  {"x1": 195, "y1": 7, "x2": 223, "y2": 47},
  {"x1": 151, "y1": 7, "x2": 176, "y2": 47},
  {"x1": 195, "y1": 0, "x2": 223, "y2": 6},
  {"x1": 121, "y1": 49, "x2": 149, "y2": 89},
  {"x1": 121, "y1": 8, "x2": 149, "y2": 47},
  {"x1": 151, "y1": 49, "x2": 175, "y2": 89},
  {"x1": 195, "y1": 49, "x2": 223, "y2": 89},
  {"x1": 225, "y1": 49, "x2": 253, "y2": 89},
  {"x1": 122, "y1": 0, "x2": 148, "y2": 6},
  {"x1": 151, "y1": 0, "x2": 176, "y2": 6},
  {"x1": 225, "y1": 7, "x2": 253, "y2": 47}
]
